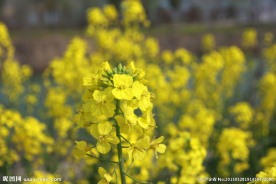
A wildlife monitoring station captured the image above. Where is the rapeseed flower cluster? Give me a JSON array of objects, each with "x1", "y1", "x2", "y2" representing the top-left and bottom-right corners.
[
  {"x1": 201, "y1": 33, "x2": 215, "y2": 52},
  {"x1": 230, "y1": 102, "x2": 254, "y2": 129},
  {"x1": 0, "y1": 22, "x2": 13, "y2": 59},
  {"x1": 242, "y1": 28, "x2": 258, "y2": 49},
  {"x1": 263, "y1": 44, "x2": 276, "y2": 72},
  {"x1": 217, "y1": 128, "x2": 254, "y2": 177},
  {"x1": 0, "y1": 106, "x2": 53, "y2": 171},
  {"x1": 159, "y1": 128, "x2": 208, "y2": 184},
  {"x1": 74, "y1": 62, "x2": 166, "y2": 183},
  {"x1": 0, "y1": 22, "x2": 32, "y2": 102},
  {"x1": 251, "y1": 149, "x2": 276, "y2": 184}
]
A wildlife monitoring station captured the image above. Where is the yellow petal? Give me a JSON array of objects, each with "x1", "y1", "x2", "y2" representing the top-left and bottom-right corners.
[
  {"x1": 75, "y1": 141, "x2": 87, "y2": 149},
  {"x1": 90, "y1": 125, "x2": 100, "y2": 138},
  {"x1": 128, "y1": 147, "x2": 134, "y2": 161},
  {"x1": 121, "y1": 102, "x2": 137, "y2": 125},
  {"x1": 98, "y1": 121, "x2": 112, "y2": 135},
  {"x1": 132, "y1": 81, "x2": 147, "y2": 99},
  {"x1": 112, "y1": 88, "x2": 123, "y2": 99},
  {"x1": 93, "y1": 90, "x2": 103, "y2": 102},
  {"x1": 106, "y1": 135, "x2": 120, "y2": 145},
  {"x1": 113, "y1": 74, "x2": 133, "y2": 88},
  {"x1": 83, "y1": 101, "x2": 93, "y2": 112},
  {"x1": 104, "y1": 174, "x2": 113, "y2": 182},
  {"x1": 137, "y1": 117, "x2": 149, "y2": 129},
  {"x1": 138, "y1": 98, "x2": 151, "y2": 111},
  {"x1": 115, "y1": 116, "x2": 131, "y2": 134},
  {"x1": 97, "y1": 140, "x2": 111, "y2": 154},
  {"x1": 156, "y1": 144, "x2": 166, "y2": 153},
  {"x1": 102, "y1": 61, "x2": 111, "y2": 71},
  {"x1": 122, "y1": 88, "x2": 133, "y2": 100},
  {"x1": 133, "y1": 149, "x2": 146, "y2": 160},
  {"x1": 83, "y1": 74, "x2": 93, "y2": 86},
  {"x1": 72, "y1": 149, "x2": 85, "y2": 159},
  {"x1": 136, "y1": 136, "x2": 150, "y2": 150},
  {"x1": 124, "y1": 75, "x2": 133, "y2": 87},
  {"x1": 73, "y1": 141, "x2": 90, "y2": 159},
  {"x1": 154, "y1": 136, "x2": 164, "y2": 144},
  {"x1": 112, "y1": 88, "x2": 133, "y2": 100},
  {"x1": 98, "y1": 167, "x2": 107, "y2": 177}
]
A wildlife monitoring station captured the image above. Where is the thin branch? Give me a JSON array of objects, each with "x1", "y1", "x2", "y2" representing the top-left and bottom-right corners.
[
  {"x1": 120, "y1": 135, "x2": 132, "y2": 145},
  {"x1": 112, "y1": 167, "x2": 118, "y2": 184},
  {"x1": 111, "y1": 143, "x2": 118, "y2": 149},
  {"x1": 123, "y1": 172, "x2": 152, "y2": 184},
  {"x1": 86, "y1": 154, "x2": 118, "y2": 164},
  {"x1": 125, "y1": 160, "x2": 133, "y2": 174}
]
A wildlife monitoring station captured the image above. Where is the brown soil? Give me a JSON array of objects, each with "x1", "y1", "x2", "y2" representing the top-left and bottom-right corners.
[
  {"x1": 10, "y1": 26, "x2": 266, "y2": 73},
  {"x1": 13, "y1": 35, "x2": 70, "y2": 72}
]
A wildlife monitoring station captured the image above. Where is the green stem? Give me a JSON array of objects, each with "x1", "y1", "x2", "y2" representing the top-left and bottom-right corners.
[{"x1": 115, "y1": 100, "x2": 127, "y2": 184}]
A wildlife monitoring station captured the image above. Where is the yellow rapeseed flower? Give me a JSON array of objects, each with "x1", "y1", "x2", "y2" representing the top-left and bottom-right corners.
[
  {"x1": 73, "y1": 141, "x2": 92, "y2": 159},
  {"x1": 128, "y1": 136, "x2": 150, "y2": 161},
  {"x1": 150, "y1": 136, "x2": 166, "y2": 158},
  {"x1": 90, "y1": 121, "x2": 119, "y2": 154},
  {"x1": 112, "y1": 74, "x2": 134, "y2": 100},
  {"x1": 242, "y1": 28, "x2": 257, "y2": 48},
  {"x1": 103, "y1": 5, "x2": 118, "y2": 21},
  {"x1": 91, "y1": 88, "x2": 115, "y2": 118},
  {"x1": 132, "y1": 81, "x2": 152, "y2": 111}
]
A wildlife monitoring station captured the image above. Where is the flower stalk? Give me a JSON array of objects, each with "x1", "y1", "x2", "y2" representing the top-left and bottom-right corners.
[
  {"x1": 114, "y1": 100, "x2": 127, "y2": 184},
  {"x1": 115, "y1": 120, "x2": 127, "y2": 184}
]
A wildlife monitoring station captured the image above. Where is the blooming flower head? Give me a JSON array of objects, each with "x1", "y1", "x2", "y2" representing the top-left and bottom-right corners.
[
  {"x1": 90, "y1": 121, "x2": 119, "y2": 154},
  {"x1": 137, "y1": 106, "x2": 155, "y2": 129},
  {"x1": 73, "y1": 141, "x2": 93, "y2": 159},
  {"x1": 76, "y1": 62, "x2": 166, "y2": 183},
  {"x1": 112, "y1": 74, "x2": 134, "y2": 100},
  {"x1": 128, "y1": 136, "x2": 150, "y2": 161},
  {"x1": 120, "y1": 100, "x2": 138, "y2": 125},
  {"x1": 103, "y1": 5, "x2": 118, "y2": 21},
  {"x1": 254, "y1": 166, "x2": 276, "y2": 184},
  {"x1": 150, "y1": 136, "x2": 166, "y2": 158},
  {"x1": 91, "y1": 88, "x2": 115, "y2": 119},
  {"x1": 132, "y1": 81, "x2": 152, "y2": 111}
]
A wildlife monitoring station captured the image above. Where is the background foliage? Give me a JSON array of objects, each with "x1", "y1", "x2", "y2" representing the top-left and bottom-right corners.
[{"x1": 1, "y1": 0, "x2": 276, "y2": 183}]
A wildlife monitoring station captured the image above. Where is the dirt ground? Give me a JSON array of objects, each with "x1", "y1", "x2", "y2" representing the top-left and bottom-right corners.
[
  {"x1": 11, "y1": 23, "x2": 276, "y2": 72},
  {"x1": 14, "y1": 35, "x2": 69, "y2": 72}
]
